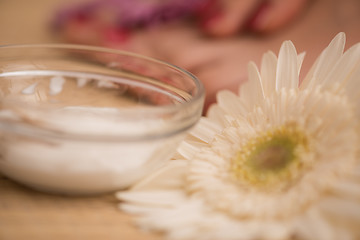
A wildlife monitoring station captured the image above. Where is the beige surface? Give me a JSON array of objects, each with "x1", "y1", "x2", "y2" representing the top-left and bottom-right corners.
[
  {"x1": 0, "y1": 1, "x2": 162, "y2": 239},
  {"x1": 0, "y1": 174, "x2": 161, "y2": 240},
  {"x1": 0, "y1": 0, "x2": 92, "y2": 45},
  {"x1": 1, "y1": 0, "x2": 59, "y2": 44}
]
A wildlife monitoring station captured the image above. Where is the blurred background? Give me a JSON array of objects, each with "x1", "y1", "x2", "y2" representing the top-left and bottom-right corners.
[
  {"x1": 1, "y1": 0, "x2": 359, "y2": 109},
  {"x1": 0, "y1": 0, "x2": 83, "y2": 45}
]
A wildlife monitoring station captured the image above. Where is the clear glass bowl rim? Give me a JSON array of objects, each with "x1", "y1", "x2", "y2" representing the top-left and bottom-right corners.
[{"x1": 0, "y1": 43, "x2": 205, "y2": 142}]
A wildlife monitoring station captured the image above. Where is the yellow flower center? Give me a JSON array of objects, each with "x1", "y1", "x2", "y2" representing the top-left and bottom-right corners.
[{"x1": 231, "y1": 123, "x2": 309, "y2": 190}]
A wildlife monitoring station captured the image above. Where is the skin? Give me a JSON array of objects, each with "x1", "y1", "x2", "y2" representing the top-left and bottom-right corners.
[
  {"x1": 60, "y1": 0, "x2": 360, "y2": 111},
  {"x1": 198, "y1": 0, "x2": 309, "y2": 36}
]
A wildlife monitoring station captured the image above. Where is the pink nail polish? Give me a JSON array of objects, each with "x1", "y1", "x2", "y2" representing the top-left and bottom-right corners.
[
  {"x1": 74, "y1": 12, "x2": 91, "y2": 23},
  {"x1": 199, "y1": 11, "x2": 224, "y2": 32},
  {"x1": 195, "y1": 0, "x2": 224, "y2": 31},
  {"x1": 245, "y1": 0, "x2": 271, "y2": 31},
  {"x1": 103, "y1": 27, "x2": 131, "y2": 44}
]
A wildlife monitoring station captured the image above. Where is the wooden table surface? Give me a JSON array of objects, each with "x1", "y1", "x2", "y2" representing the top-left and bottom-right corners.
[
  {"x1": 0, "y1": 1, "x2": 162, "y2": 239},
  {"x1": 0, "y1": 174, "x2": 161, "y2": 240}
]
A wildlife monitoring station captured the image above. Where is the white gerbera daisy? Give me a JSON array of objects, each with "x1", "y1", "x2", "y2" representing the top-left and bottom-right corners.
[{"x1": 116, "y1": 33, "x2": 360, "y2": 240}]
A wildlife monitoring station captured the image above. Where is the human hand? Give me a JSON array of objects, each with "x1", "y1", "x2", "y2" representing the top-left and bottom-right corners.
[
  {"x1": 53, "y1": 0, "x2": 310, "y2": 46},
  {"x1": 54, "y1": 0, "x2": 360, "y2": 112},
  {"x1": 198, "y1": 0, "x2": 309, "y2": 37},
  {"x1": 52, "y1": 0, "x2": 311, "y2": 111}
]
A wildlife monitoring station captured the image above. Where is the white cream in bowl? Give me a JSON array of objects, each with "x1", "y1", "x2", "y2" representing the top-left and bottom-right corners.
[{"x1": 0, "y1": 44, "x2": 204, "y2": 195}]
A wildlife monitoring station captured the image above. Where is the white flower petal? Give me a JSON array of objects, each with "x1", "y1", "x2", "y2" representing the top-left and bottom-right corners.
[
  {"x1": 239, "y1": 62, "x2": 264, "y2": 108},
  {"x1": 332, "y1": 179, "x2": 360, "y2": 199},
  {"x1": 301, "y1": 32, "x2": 346, "y2": 89},
  {"x1": 207, "y1": 104, "x2": 228, "y2": 127},
  {"x1": 177, "y1": 140, "x2": 206, "y2": 160},
  {"x1": 136, "y1": 200, "x2": 207, "y2": 235},
  {"x1": 260, "y1": 51, "x2": 277, "y2": 98},
  {"x1": 216, "y1": 90, "x2": 248, "y2": 116},
  {"x1": 304, "y1": 208, "x2": 337, "y2": 240},
  {"x1": 117, "y1": 190, "x2": 186, "y2": 207},
  {"x1": 297, "y1": 51, "x2": 306, "y2": 75},
  {"x1": 189, "y1": 117, "x2": 223, "y2": 143},
  {"x1": 131, "y1": 160, "x2": 187, "y2": 191},
  {"x1": 120, "y1": 203, "x2": 168, "y2": 215},
  {"x1": 320, "y1": 197, "x2": 360, "y2": 222},
  {"x1": 117, "y1": 33, "x2": 360, "y2": 240},
  {"x1": 345, "y1": 65, "x2": 360, "y2": 118},
  {"x1": 324, "y1": 43, "x2": 360, "y2": 89},
  {"x1": 276, "y1": 40, "x2": 299, "y2": 90}
]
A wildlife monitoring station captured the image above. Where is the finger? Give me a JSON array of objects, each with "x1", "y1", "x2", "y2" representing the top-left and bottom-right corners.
[
  {"x1": 248, "y1": 0, "x2": 309, "y2": 33},
  {"x1": 199, "y1": 0, "x2": 263, "y2": 37}
]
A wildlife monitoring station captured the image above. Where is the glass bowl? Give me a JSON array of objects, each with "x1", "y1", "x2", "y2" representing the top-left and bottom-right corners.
[{"x1": 0, "y1": 44, "x2": 204, "y2": 195}]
